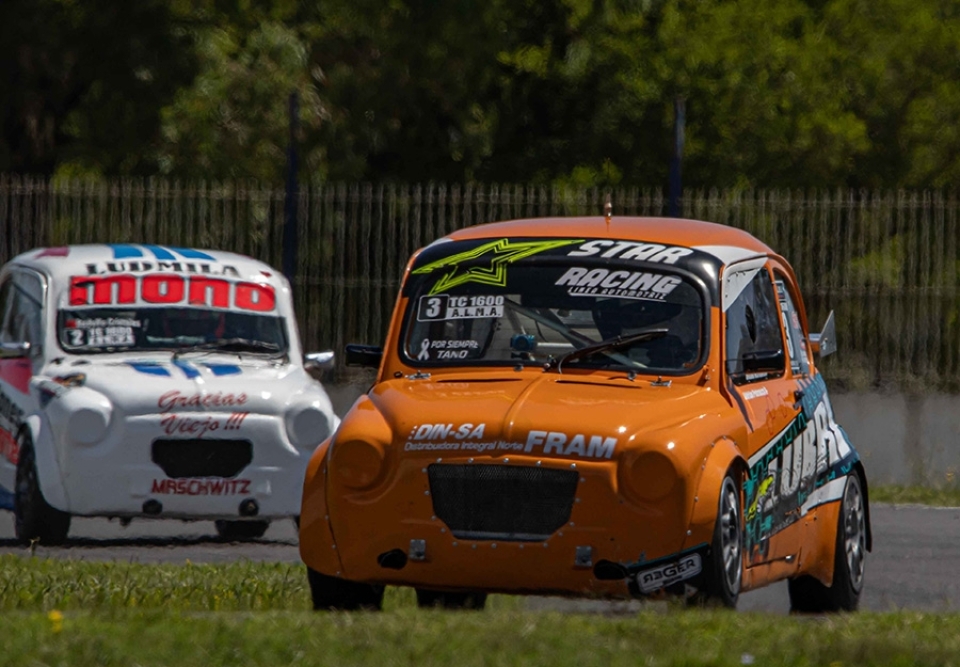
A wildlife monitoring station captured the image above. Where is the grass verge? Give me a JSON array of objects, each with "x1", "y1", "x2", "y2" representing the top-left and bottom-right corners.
[
  {"x1": 3, "y1": 607, "x2": 960, "y2": 666},
  {"x1": 870, "y1": 484, "x2": 960, "y2": 506},
  {"x1": 1, "y1": 554, "x2": 958, "y2": 666}
]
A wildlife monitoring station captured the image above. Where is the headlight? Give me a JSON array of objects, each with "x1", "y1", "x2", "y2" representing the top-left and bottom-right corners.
[
  {"x1": 39, "y1": 384, "x2": 112, "y2": 445},
  {"x1": 622, "y1": 450, "x2": 678, "y2": 502},
  {"x1": 285, "y1": 405, "x2": 332, "y2": 448},
  {"x1": 70, "y1": 406, "x2": 111, "y2": 444},
  {"x1": 330, "y1": 438, "x2": 385, "y2": 489}
]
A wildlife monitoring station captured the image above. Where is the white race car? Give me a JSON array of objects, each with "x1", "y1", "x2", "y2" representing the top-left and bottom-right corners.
[{"x1": 0, "y1": 244, "x2": 338, "y2": 543}]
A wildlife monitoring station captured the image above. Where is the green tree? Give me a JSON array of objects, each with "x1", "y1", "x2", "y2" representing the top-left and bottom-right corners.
[
  {"x1": 157, "y1": 22, "x2": 324, "y2": 182},
  {"x1": 0, "y1": 0, "x2": 196, "y2": 175}
]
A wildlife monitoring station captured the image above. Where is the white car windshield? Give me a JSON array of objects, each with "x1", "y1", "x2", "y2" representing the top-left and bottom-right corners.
[
  {"x1": 57, "y1": 307, "x2": 288, "y2": 355},
  {"x1": 401, "y1": 261, "x2": 705, "y2": 373}
]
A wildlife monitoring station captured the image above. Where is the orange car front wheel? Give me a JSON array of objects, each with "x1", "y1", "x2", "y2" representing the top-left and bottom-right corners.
[
  {"x1": 415, "y1": 589, "x2": 487, "y2": 610},
  {"x1": 691, "y1": 471, "x2": 743, "y2": 608},
  {"x1": 307, "y1": 567, "x2": 384, "y2": 611}
]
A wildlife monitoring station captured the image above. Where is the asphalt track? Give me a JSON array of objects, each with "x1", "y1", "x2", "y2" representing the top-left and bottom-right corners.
[{"x1": 1, "y1": 503, "x2": 958, "y2": 613}]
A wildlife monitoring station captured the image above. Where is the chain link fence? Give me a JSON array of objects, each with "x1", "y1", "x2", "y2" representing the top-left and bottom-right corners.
[{"x1": 2, "y1": 174, "x2": 958, "y2": 390}]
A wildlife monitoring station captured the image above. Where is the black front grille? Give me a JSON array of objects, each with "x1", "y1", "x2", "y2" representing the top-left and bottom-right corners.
[
  {"x1": 151, "y1": 439, "x2": 253, "y2": 478},
  {"x1": 428, "y1": 464, "x2": 579, "y2": 541}
]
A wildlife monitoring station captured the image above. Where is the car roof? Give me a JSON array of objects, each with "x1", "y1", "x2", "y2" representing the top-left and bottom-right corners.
[
  {"x1": 442, "y1": 216, "x2": 774, "y2": 261},
  {"x1": 7, "y1": 244, "x2": 283, "y2": 284}
]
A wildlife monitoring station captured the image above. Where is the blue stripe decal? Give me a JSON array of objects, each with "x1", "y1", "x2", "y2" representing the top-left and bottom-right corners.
[
  {"x1": 0, "y1": 485, "x2": 15, "y2": 511},
  {"x1": 128, "y1": 362, "x2": 171, "y2": 377},
  {"x1": 172, "y1": 360, "x2": 200, "y2": 379},
  {"x1": 109, "y1": 243, "x2": 143, "y2": 259},
  {"x1": 204, "y1": 363, "x2": 241, "y2": 376},
  {"x1": 143, "y1": 245, "x2": 176, "y2": 260},
  {"x1": 169, "y1": 247, "x2": 216, "y2": 260}
]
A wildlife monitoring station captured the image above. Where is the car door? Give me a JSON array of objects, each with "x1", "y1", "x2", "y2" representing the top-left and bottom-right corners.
[{"x1": 722, "y1": 258, "x2": 804, "y2": 567}]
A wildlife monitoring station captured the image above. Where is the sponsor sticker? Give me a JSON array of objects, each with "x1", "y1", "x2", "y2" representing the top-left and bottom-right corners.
[
  {"x1": 412, "y1": 238, "x2": 581, "y2": 295},
  {"x1": 416, "y1": 338, "x2": 482, "y2": 361},
  {"x1": 567, "y1": 240, "x2": 694, "y2": 264},
  {"x1": 65, "y1": 317, "x2": 141, "y2": 347},
  {"x1": 150, "y1": 478, "x2": 251, "y2": 496},
  {"x1": 417, "y1": 294, "x2": 505, "y2": 321},
  {"x1": 636, "y1": 553, "x2": 703, "y2": 593},
  {"x1": 69, "y1": 274, "x2": 276, "y2": 312},
  {"x1": 555, "y1": 267, "x2": 681, "y2": 301}
]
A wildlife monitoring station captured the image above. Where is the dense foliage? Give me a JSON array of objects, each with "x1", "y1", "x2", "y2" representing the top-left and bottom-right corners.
[{"x1": 4, "y1": 0, "x2": 960, "y2": 188}]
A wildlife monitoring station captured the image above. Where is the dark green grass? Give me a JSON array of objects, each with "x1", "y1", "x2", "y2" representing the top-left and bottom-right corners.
[
  {"x1": 2, "y1": 555, "x2": 959, "y2": 666},
  {"x1": 871, "y1": 484, "x2": 960, "y2": 507},
  {"x1": 4, "y1": 606, "x2": 960, "y2": 666}
]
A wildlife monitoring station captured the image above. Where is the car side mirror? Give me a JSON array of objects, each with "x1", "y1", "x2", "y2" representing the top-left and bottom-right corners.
[
  {"x1": 345, "y1": 344, "x2": 383, "y2": 369},
  {"x1": 304, "y1": 350, "x2": 335, "y2": 381},
  {"x1": 741, "y1": 349, "x2": 785, "y2": 374},
  {"x1": 0, "y1": 341, "x2": 30, "y2": 359},
  {"x1": 809, "y1": 310, "x2": 836, "y2": 358}
]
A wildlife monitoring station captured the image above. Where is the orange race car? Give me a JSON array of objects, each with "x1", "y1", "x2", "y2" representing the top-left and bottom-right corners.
[{"x1": 300, "y1": 215, "x2": 870, "y2": 612}]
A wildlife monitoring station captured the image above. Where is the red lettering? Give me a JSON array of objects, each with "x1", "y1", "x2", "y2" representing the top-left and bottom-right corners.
[
  {"x1": 160, "y1": 413, "x2": 221, "y2": 437},
  {"x1": 234, "y1": 282, "x2": 276, "y2": 312},
  {"x1": 149, "y1": 478, "x2": 252, "y2": 495},
  {"x1": 158, "y1": 390, "x2": 248, "y2": 412},
  {"x1": 68, "y1": 274, "x2": 276, "y2": 312},
  {"x1": 70, "y1": 275, "x2": 136, "y2": 305},
  {"x1": 141, "y1": 274, "x2": 185, "y2": 303},
  {"x1": 189, "y1": 277, "x2": 231, "y2": 308}
]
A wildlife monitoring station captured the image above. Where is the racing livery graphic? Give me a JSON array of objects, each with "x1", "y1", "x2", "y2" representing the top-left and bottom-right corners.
[
  {"x1": 0, "y1": 244, "x2": 338, "y2": 543},
  {"x1": 300, "y1": 216, "x2": 870, "y2": 613}
]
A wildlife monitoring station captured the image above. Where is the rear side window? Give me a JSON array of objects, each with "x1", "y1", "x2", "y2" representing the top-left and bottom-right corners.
[{"x1": 775, "y1": 279, "x2": 810, "y2": 376}]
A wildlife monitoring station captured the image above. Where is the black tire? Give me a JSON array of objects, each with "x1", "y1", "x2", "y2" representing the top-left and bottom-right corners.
[
  {"x1": 691, "y1": 471, "x2": 742, "y2": 608},
  {"x1": 14, "y1": 438, "x2": 70, "y2": 545},
  {"x1": 214, "y1": 519, "x2": 270, "y2": 540},
  {"x1": 415, "y1": 589, "x2": 487, "y2": 610},
  {"x1": 307, "y1": 566, "x2": 384, "y2": 611},
  {"x1": 789, "y1": 473, "x2": 866, "y2": 613}
]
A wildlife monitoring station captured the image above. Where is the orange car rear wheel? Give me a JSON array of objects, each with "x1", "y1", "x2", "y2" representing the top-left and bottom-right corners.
[
  {"x1": 788, "y1": 473, "x2": 866, "y2": 613},
  {"x1": 307, "y1": 567, "x2": 385, "y2": 611}
]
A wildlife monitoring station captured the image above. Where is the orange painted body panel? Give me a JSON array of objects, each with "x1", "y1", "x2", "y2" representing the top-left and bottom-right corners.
[{"x1": 300, "y1": 216, "x2": 868, "y2": 601}]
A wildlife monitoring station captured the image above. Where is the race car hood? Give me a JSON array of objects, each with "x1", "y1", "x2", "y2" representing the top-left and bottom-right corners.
[
  {"x1": 365, "y1": 371, "x2": 732, "y2": 462},
  {"x1": 46, "y1": 355, "x2": 317, "y2": 417}
]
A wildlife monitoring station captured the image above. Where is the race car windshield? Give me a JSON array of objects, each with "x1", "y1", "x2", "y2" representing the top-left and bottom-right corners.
[
  {"x1": 401, "y1": 261, "x2": 705, "y2": 373},
  {"x1": 57, "y1": 307, "x2": 288, "y2": 355}
]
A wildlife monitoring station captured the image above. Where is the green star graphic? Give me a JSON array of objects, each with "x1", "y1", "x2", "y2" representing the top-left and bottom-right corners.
[{"x1": 412, "y1": 238, "x2": 582, "y2": 295}]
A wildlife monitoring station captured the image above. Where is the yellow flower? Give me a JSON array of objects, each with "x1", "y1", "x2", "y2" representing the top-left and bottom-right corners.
[{"x1": 48, "y1": 610, "x2": 64, "y2": 634}]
